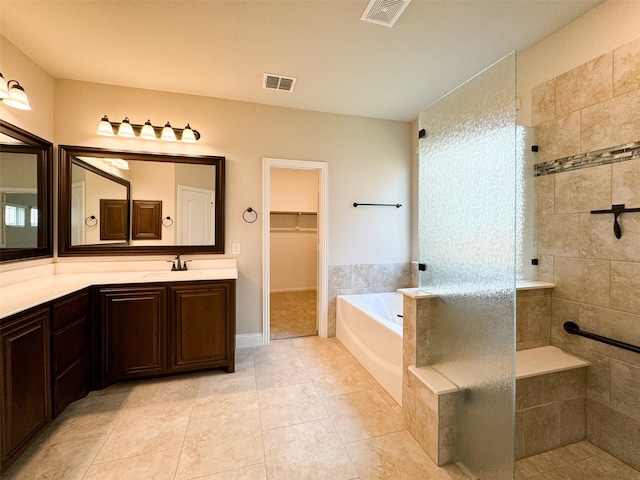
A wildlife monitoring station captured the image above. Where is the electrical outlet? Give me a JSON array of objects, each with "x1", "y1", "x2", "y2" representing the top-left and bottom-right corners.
[{"x1": 232, "y1": 243, "x2": 241, "y2": 255}]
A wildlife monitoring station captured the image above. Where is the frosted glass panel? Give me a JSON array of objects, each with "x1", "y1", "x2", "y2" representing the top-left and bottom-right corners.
[{"x1": 418, "y1": 52, "x2": 516, "y2": 479}]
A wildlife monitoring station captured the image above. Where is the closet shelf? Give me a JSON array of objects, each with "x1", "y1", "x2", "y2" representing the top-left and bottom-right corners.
[
  {"x1": 270, "y1": 227, "x2": 317, "y2": 233},
  {"x1": 270, "y1": 211, "x2": 317, "y2": 216}
]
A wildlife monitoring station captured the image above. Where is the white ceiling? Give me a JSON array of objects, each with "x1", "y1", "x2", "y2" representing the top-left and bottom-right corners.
[{"x1": 0, "y1": 0, "x2": 603, "y2": 122}]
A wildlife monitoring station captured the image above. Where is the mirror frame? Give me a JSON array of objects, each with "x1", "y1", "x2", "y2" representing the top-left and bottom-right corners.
[
  {"x1": 59, "y1": 145, "x2": 225, "y2": 256},
  {"x1": 0, "y1": 120, "x2": 53, "y2": 263}
]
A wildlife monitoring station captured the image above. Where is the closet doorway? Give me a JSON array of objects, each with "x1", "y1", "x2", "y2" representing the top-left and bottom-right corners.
[{"x1": 262, "y1": 158, "x2": 328, "y2": 345}]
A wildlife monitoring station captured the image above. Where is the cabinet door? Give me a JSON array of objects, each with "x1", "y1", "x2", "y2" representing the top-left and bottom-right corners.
[
  {"x1": 99, "y1": 286, "x2": 166, "y2": 384},
  {"x1": 0, "y1": 308, "x2": 51, "y2": 471},
  {"x1": 170, "y1": 282, "x2": 235, "y2": 372},
  {"x1": 51, "y1": 290, "x2": 91, "y2": 417}
]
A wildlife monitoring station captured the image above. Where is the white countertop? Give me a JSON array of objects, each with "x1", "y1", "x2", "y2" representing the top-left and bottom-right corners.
[{"x1": 0, "y1": 259, "x2": 238, "y2": 320}]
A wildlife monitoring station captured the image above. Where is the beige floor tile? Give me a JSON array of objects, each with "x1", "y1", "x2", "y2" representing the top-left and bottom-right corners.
[
  {"x1": 83, "y1": 448, "x2": 181, "y2": 479},
  {"x1": 254, "y1": 352, "x2": 306, "y2": 371},
  {"x1": 93, "y1": 401, "x2": 192, "y2": 463},
  {"x1": 33, "y1": 408, "x2": 119, "y2": 446},
  {"x1": 308, "y1": 362, "x2": 374, "y2": 398},
  {"x1": 325, "y1": 388, "x2": 405, "y2": 443},
  {"x1": 192, "y1": 464, "x2": 267, "y2": 480},
  {"x1": 191, "y1": 389, "x2": 259, "y2": 420},
  {"x1": 258, "y1": 382, "x2": 328, "y2": 430},
  {"x1": 196, "y1": 371, "x2": 256, "y2": 396},
  {"x1": 175, "y1": 415, "x2": 264, "y2": 479},
  {"x1": 5, "y1": 337, "x2": 639, "y2": 480},
  {"x1": 236, "y1": 346, "x2": 255, "y2": 368},
  {"x1": 345, "y1": 430, "x2": 447, "y2": 480},
  {"x1": 262, "y1": 419, "x2": 358, "y2": 480},
  {"x1": 253, "y1": 339, "x2": 300, "y2": 364},
  {"x1": 125, "y1": 374, "x2": 200, "y2": 408},
  {"x1": 255, "y1": 364, "x2": 311, "y2": 390},
  {"x1": 1, "y1": 435, "x2": 105, "y2": 480},
  {"x1": 298, "y1": 349, "x2": 356, "y2": 369}
]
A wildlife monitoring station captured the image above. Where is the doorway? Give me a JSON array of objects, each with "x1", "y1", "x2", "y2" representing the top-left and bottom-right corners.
[
  {"x1": 262, "y1": 158, "x2": 328, "y2": 345},
  {"x1": 178, "y1": 185, "x2": 215, "y2": 245}
]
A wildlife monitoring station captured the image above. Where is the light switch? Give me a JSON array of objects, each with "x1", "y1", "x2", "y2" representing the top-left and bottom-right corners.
[{"x1": 232, "y1": 243, "x2": 241, "y2": 255}]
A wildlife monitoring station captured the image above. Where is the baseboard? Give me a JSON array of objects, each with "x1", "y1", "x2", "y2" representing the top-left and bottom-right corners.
[{"x1": 236, "y1": 333, "x2": 264, "y2": 348}]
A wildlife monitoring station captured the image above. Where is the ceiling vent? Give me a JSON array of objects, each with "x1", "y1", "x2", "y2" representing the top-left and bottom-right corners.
[
  {"x1": 361, "y1": 0, "x2": 412, "y2": 27},
  {"x1": 263, "y1": 74, "x2": 297, "y2": 92}
]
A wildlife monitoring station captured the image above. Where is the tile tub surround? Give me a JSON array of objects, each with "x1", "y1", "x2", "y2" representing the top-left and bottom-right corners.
[
  {"x1": 327, "y1": 262, "x2": 413, "y2": 337},
  {"x1": 0, "y1": 337, "x2": 468, "y2": 480},
  {"x1": 533, "y1": 36, "x2": 640, "y2": 470}
]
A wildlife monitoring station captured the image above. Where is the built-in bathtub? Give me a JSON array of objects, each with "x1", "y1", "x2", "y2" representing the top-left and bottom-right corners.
[{"x1": 336, "y1": 292, "x2": 403, "y2": 405}]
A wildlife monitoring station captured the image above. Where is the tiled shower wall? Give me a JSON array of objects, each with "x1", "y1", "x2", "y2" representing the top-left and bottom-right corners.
[
  {"x1": 533, "y1": 36, "x2": 640, "y2": 470},
  {"x1": 327, "y1": 263, "x2": 415, "y2": 337}
]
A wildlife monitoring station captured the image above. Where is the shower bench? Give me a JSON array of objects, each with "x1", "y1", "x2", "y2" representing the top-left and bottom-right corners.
[{"x1": 406, "y1": 345, "x2": 590, "y2": 465}]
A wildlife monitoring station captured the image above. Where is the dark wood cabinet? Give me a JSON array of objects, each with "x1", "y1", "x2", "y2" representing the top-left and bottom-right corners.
[
  {"x1": 0, "y1": 308, "x2": 51, "y2": 472},
  {"x1": 170, "y1": 282, "x2": 235, "y2": 373},
  {"x1": 132, "y1": 200, "x2": 162, "y2": 240},
  {"x1": 98, "y1": 286, "x2": 167, "y2": 386},
  {"x1": 99, "y1": 198, "x2": 128, "y2": 241},
  {"x1": 96, "y1": 280, "x2": 235, "y2": 388},
  {"x1": 51, "y1": 290, "x2": 91, "y2": 417}
]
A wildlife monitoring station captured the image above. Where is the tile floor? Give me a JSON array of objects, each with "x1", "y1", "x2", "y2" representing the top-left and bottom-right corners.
[
  {"x1": 1, "y1": 336, "x2": 638, "y2": 479},
  {"x1": 270, "y1": 290, "x2": 317, "y2": 339}
]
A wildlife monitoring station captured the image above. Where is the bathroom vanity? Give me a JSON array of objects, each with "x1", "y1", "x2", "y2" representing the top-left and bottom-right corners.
[
  {"x1": 96, "y1": 279, "x2": 235, "y2": 388},
  {"x1": 0, "y1": 264, "x2": 237, "y2": 473}
]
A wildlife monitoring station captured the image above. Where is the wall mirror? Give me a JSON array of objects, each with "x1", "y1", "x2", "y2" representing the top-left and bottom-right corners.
[
  {"x1": 59, "y1": 145, "x2": 225, "y2": 256},
  {"x1": 0, "y1": 120, "x2": 53, "y2": 262}
]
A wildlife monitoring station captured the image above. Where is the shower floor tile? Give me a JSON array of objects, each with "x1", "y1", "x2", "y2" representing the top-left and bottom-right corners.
[{"x1": 515, "y1": 441, "x2": 640, "y2": 479}]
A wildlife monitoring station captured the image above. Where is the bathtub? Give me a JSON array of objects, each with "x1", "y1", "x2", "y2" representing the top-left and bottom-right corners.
[{"x1": 336, "y1": 292, "x2": 403, "y2": 405}]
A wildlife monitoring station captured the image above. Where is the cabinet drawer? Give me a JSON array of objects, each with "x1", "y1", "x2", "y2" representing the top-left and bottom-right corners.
[
  {"x1": 53, "y1": 352, "x2": 91, "y2": 418},
  {"x1": 52, "y1": 291, "x2": 89, "y2": 331},
  {"x1": 53, "y1": 315, "x2": 90, "y2": 374}
]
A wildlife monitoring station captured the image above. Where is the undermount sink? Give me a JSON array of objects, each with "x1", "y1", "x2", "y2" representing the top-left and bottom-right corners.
[{"x1": 142, "y1": 270, "x2": 205, "y2": 279}]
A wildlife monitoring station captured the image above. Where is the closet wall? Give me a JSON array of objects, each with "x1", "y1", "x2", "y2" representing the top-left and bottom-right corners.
[{"x1": 270, "y1": 168, "x2": 318, "y2": 292}]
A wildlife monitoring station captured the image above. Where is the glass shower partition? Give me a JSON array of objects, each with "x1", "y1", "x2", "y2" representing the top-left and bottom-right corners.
[{"x1": 417, "y1": 52, "x2": 517, "y2": 479}]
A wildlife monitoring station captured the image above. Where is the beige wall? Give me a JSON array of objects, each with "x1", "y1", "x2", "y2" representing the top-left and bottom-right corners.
[
  {"x1": 51, "y1": 80, "x2": 411, "y2": 336},
  {"x1": 0, "y1": 36, "x2": 54, "y2": 141},
  {"x1": 531, "y1": 36, "x2": 640, "y2": 468}
]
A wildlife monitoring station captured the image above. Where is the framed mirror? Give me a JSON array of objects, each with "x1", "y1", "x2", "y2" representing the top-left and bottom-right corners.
[
  {"x1": 59, "y1": 145, "x2": 225, "y2": 256},
  {"x1": 0, "y1": 120, "x2": 53, "y2": 263}
]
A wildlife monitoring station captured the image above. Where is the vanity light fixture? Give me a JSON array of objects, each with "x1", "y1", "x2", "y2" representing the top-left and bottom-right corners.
[
  {"x1": 140, "y1": 120, "x2": 156, "y2": 140},
  {"x1": 96, "y1": 115, "x2": 200, "y2": 142},
  {"x1": 0, "y1": 73, "x2": 31, "y2": 110},
  {"x1": 181, "y1": 124, "x2": 196, "y2": 143},
  {"x1": 97, "y1": 115, "x2": 115, "y2": 136},
  {"x1": 117, "y1": 117, "x2": 135, "y2": 138},
  {"x1": 161, "y1": 122, "x2": 177, "y2": 142}
]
